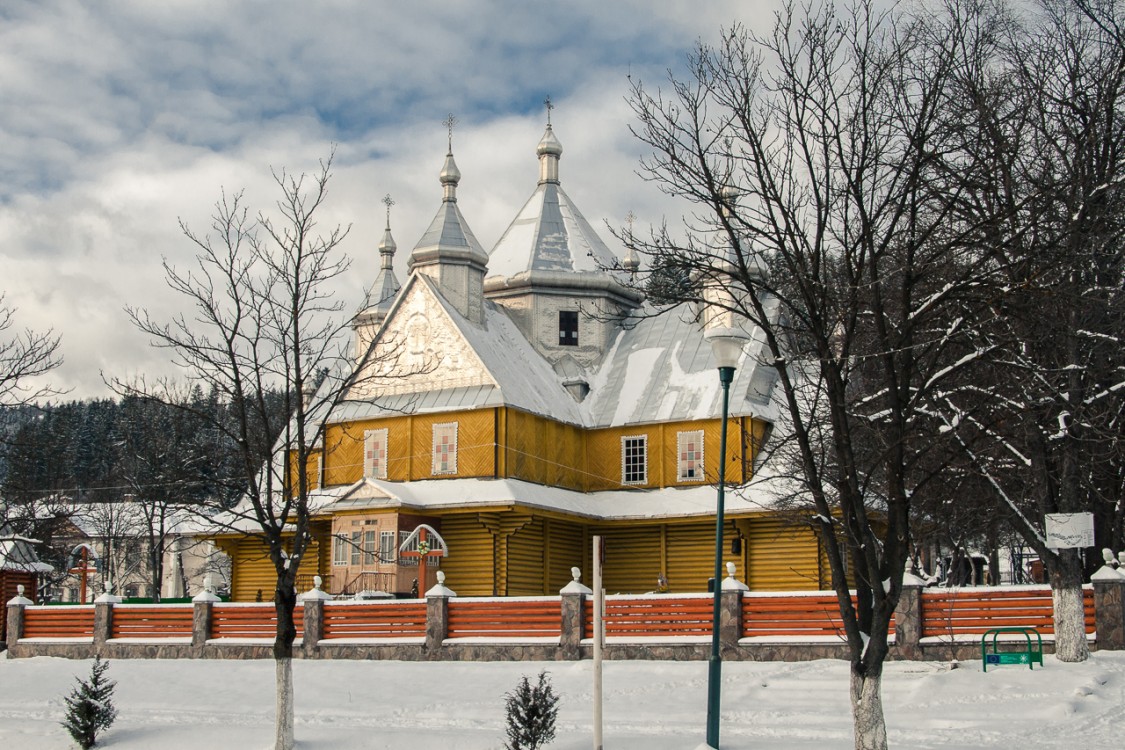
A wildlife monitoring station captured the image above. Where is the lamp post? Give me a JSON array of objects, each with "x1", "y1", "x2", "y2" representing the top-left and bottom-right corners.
[{"x1": 704, "y1": 326, "x2": 748, "y2": 749}]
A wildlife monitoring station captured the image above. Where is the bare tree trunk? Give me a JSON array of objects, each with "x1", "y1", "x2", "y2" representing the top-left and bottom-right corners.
[
  {"x1": 1051, "y1": 550, "x2": 1090, "y2": 663},
  {"x1": 273, "y1": 581, "x2": 298, "y2": 749},
  {"x1": 849, "y1": 669, "x2": 887, "y2": 750},
  {"x1": 275, "y1": 657, "x2": 294, "y2": 750}
]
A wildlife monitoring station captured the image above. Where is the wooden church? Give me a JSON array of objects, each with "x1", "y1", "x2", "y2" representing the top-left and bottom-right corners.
[{"x1": 214, "y1": 116, "x2": 827, "y2": 600}]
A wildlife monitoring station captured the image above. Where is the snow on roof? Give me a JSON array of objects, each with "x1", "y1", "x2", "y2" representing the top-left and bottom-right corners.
[
  {"x1": 410, "y1": 196, "x2": 488, "y2": 264},
  {"x1": 0, "y1": 525, "x2": 54, "y2": 573},
  {"x1": 342, "y1": 277, "x2": 780, "y2": 431},
  {"x1": 446, "y1": 296, "x2": 586, "y2": 425},
  {"x1": 582, "y1": 304, "x2": 781, "y2": 427},
  {"x1": 340, "y1": 274, "x2": 586, "y2": 425},
  {"x1": 487, "y1": 181, "x2": 622, "y2": 278},
  {"x1": 321, "y1": 476, "x2": 787, "y2": 521}
]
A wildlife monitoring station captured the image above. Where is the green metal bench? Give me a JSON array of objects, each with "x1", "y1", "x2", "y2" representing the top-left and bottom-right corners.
[{"x1": 981, "y1": 627, "x2": 1043, "y2": 672}]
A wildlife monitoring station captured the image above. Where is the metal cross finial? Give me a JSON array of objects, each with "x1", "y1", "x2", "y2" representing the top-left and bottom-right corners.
[
  {"x1": 444, "y1": 113, "x2": 457, "y2": 151},
  {"x1": 544, "y1": 96, "x2": 554, "y2": 125},
  {"x1": 625, "y1": 210, "x2": 637, "y2": 232},
  {"x1": 382, "y1": 194, "x2": 394, "y2": 227}
]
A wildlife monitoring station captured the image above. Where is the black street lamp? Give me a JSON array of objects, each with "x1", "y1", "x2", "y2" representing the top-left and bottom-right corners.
[{"x1": 704, "y1": 326, "x2": 748, "y2": 749}]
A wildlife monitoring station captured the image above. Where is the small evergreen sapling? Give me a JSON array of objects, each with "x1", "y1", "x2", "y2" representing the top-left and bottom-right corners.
[
  {"x1": 503, "y1": 670, "x2": 560, "y2": 750},
  {"x1": 61, "y1": 656, "x2": 117, "y2": 749}
]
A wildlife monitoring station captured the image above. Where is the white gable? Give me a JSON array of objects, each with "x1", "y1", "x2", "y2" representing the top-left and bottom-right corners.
[{"x1": 349, "y1": 276, "x2": 497, "y2": 400}]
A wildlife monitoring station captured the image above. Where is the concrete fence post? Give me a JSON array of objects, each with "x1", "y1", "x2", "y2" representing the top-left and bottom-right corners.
[
  {"x1": 720, "y1": 562, "x2": 749, "y2": 653},
  {"x1": 425, "y1": 571, "x2": 456, "y2": 656},
  {"x1": 1092, "y1": 557, "x2": 1125, "y2": 651},
  {"x1": 300, "y1": 576, "x2": 331, "y2": 657},
  {"x1": 560, "y1": 567, "x2": 592, "y2": 660},
  {"x1": 192, "y1": 579, "x2": 221, "y2": 655},
  {"x1": 93, "y1": 596, "x2": 119, "y2": 648},
  {"x1": 894, "y1": 566, "x2": 927, "y2": 661},
  {"x1": 5, "y1": 584, "x2": 33, "y2": 646}
]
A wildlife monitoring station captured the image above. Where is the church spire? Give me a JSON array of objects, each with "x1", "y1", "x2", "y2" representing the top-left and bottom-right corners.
[
  {"x1": 537, "y1": 97, "x2": 563, "y2": 185},
  {"x1": 379, "y1": 193, "x2": 397, "y2": 271},
  {"x1": 623, "y1": 210, "x2": 640, "y2": 277},
  {"x1": 407, "y1": 114, "x2": 489, "y2": 325},
  {"x1": 440, "y1": 113, "x2": 461, "y2": 202},
  {"x1": 352, "y1": 193, "x2": 402, "y2": 360}
]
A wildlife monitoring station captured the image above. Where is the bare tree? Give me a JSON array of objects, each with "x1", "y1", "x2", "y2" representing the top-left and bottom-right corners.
[
  {"x1": 0, "y1": 294, "x2": 62, "y2": 406},
  {"x1": 113, "y1": 395, "x2": 211, "y2": 600},
  {"x1": 623, "y1": 2, "x2": 1007, "y2": 747},
  {"x1": 933, "y1": 0, "x2": 1125, "y2": 662},
  {"x1": 118, "y1": 154, "x2": 361, "y2": 750},
  {"x1": 72, "y1": 500, "x2": 147, "y2": 596}
]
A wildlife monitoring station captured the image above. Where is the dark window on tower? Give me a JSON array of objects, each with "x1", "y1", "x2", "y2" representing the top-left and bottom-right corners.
[{"x1": 559, "y1": 310, "x2": 579, "y2": 346}]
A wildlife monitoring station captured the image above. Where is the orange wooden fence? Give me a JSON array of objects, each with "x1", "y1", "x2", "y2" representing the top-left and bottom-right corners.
[
  {"x1": 209, "y1": 603, "x2": 303, "y2": 640},
  {"x1": 742, "y1": 592, "x2": 895, "y2": 639},
  {"x1": 583, "y1": 595, "x2": 713, "y2": 639},
  {"x1": 10, "y1": 586, "x2": 1102, "y2": 648},
  {"x1": 920, "y1": 586, "x2": 1095, "y2": 638},
  {"x1": 21, "y1": 606, "x2": 96, "y2": 639},
  {"x1": 447, "y1": 597, "x2": 562, "y2": 639},
  {"x1": 321, "y1": 601, "x2": 427, "y2": 639},
  {"x1": 111, "y1": 605, "x2": 194, "y2": 639}
]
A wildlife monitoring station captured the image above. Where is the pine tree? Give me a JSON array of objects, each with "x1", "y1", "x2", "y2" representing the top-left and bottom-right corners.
[
  {"x1": 61, "y1": 656, "x2": 117, "y2": 749},
  {"x1": 503, "y1": 670, "x2": 559, "y2": 750}
]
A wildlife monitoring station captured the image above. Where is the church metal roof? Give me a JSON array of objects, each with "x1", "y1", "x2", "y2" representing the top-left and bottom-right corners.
[
  {"x1": 488, "y1": 181, "x2": 621, "y2": 278},
  {"x1": 486, "y1": 124, "x2": 625, "y2": 283}
]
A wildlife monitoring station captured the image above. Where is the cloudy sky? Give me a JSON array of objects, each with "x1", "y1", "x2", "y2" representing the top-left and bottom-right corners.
[{"x1": 0, "y1": 0, "x2": 774, "y2": 400}]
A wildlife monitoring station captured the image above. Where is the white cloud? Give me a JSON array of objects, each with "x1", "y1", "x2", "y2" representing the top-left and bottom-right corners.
[{"x1": 0, "y1": 0, "x2": 779, "y2": 399}]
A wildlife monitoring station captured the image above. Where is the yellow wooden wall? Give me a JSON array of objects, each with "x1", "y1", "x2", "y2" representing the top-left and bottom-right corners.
[
  {"x1": 506, "y1": 517, "x2": 545, "y2": 595},
  {"x1": 216, "y1": 520, "x2": 332, "y2": 601},
  {"x1": 219, "y1": 512, "x2": 820, "y2": 599},
  {"x1": 739, "y1": 517, "x2": 825, "y2": 590},
  {"x1": 501, "y1": 409, "x2": 586, "y2": 490},
  {"x1": 586, "y1": 524, "x2": 663, "y2": 594},
  {"x1": 581, "y1": 520, "x2": 744, "y2": 594},
  {"x1": 319, "y1": 410, "x2": 496, "y2": 486},
  {"x1": 665, "y1": 521, "x2": 734, "y2": 592},
  {"x1": 264, "y1": 405, "x2": 823, "y2": 597},
  {"x1": 431, "y1": 513, "x2": 585, "y2": 596},
  {"x1": 543, "y1": 518, "x2": 585, "y2": 593},
  {"x1": 303, "y1": 407, "x2": 763, "y2": 494},
  {"x1": 438, "y1": 514, "x2": 498, "y2": 596},
  {"x1": 583, "y1": 418, "x2": 751, "y2": 492}
]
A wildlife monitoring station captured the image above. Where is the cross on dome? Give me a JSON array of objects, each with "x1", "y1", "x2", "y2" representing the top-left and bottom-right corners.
[
  {"x1": 382, "y1": 194, "x2": 395, "y2": 228},
  {"x1": 444, "y1": 113, "x2": 457, "y2": 153}
]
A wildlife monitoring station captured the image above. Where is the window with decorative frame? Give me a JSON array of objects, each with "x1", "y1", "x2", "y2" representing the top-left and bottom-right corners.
[
  {"x1": 362, "y1": 530, "x2": 377, "y2": 565},
  {"x1": 677, "y1": 430, "x2": 705, "y2": 482},
  {"x1": 432, "y1": 422, "x2": 458, "y2": 475},
  {"x1": 380, "y1": 530, "x2": 396, "y2": 563},
  {"x1": 399, "y1": 530, "x2": 418, "y2": 567},
  {"x1": 621, "y1": 435, "x2": 648, "y2": 485},
  {"x1": 350, "y1": 530, "x2": 362, "y2": 566},
  {"x1": 364, "y1": 428, "x2": 389, "y2": 480},
  {"x1": 332, "y1": 534, "x2": 348, "y2": 566}
]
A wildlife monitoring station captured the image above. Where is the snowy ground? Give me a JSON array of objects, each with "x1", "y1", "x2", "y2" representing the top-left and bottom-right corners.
[{"x1": 1, "y1": 652, "x2": 1123, "y2": 749}]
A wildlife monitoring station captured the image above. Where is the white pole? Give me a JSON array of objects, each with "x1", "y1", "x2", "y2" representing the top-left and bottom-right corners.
[{"x1": 593, "y1": 534, "x2": 604, "y2": 750}]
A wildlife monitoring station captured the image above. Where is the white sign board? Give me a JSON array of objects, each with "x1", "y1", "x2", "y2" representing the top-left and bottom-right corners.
[{"x1": 1045, "y1": 513, "x2": 1095, "y2": 550}]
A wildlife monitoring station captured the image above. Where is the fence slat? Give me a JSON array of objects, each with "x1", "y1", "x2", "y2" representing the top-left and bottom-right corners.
[
  {"x1": 447, "y1": 599, "x2": 561, "y2": 638},
  {"x1": 321, "y1": 601, "x2": 427, "y2": 639},
  {"x1": 21, "y1": 606, "x2": 96, "y2": 639},
  {"x1": 920, "y1": 586, "x2": 1095, "y2": 638}
]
